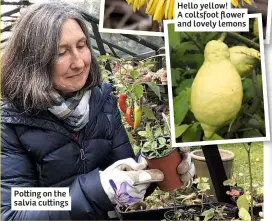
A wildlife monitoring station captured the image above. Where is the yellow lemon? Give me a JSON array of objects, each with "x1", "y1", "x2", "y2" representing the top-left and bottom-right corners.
[
  {"x1": 191, "y1": 40, "x2": 243, "y2": 138},
  {"x1": 229, "y1": 46, "x2": 260, "y2": 78}
]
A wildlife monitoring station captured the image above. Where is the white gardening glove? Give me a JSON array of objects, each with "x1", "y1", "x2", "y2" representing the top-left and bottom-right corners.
[
  {"x1": 177, "y1": 147, "x2": 195, "y2": 187},
  {"x1": 138, "y1": 147, "x2": 195, "y2": 187},
  {"x1": 99, "y1": 158, "x2": 164, "y2": 206}
]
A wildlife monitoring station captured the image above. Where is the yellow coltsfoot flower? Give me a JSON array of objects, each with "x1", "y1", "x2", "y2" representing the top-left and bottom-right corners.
[
  {"x1": 165, "y1": 0, "x2": 174, "y2": 19},
  {"x1": 153, "y1": 0, "x2": 167, "y2": 23},
  {"x1": 146, "y1": 0, "x2": 158, "y2": 16}
]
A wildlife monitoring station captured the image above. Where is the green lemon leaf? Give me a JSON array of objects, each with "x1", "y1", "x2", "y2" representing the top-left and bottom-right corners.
[
  {"x1": 242, "y1": 78, "x2": 253, "y2": 103},
  {"x1": 175, "y1": 79, "x2": 194, "y2": 95},
  {"x1": 171, "y1": 68, "x2": 183, "y2": 87},
  {"x1": 182, "y1": 122, "x2": 201, "y2": 142},
  {"x1": 168, "y1": 23, "x2": 180, "y2": 48},
  {"x1": 175, "y1": 124, "x2": 190, "y2": 138},
  {"x1": 176, "y1": 42, "x2": 200, "y2": 57},
  {"x1": 203, "y1": 133, "x2": 224, "y2": 141},
  {"x1": 174, "y1": 90, "x2": 189, "y2": 125}
]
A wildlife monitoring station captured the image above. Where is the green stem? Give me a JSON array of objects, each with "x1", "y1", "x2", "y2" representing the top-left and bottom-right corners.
[
  {"x1": 172, "y1": 191, "x2": 178, "y2": 221},
  {"x1": 244, "y1": 143, "x2": 254, "y2": 218},
  {"x1": 218, "y1": 32, "x2": 227, "y2": 42},
  {"x1": 248, "y1": 148, "x2": 254, "y2": 218},
  {"x1": 226, "y1": 32, "x2": 260, "y2": 50},
  {"x1": 201, "y1": 193, "x2": 204, "y2": 212}
]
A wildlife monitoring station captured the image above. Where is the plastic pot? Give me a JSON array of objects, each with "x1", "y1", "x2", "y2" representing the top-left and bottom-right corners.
[
  {"x1": 164, "y1": 209, "x2": 194, "y2": 221},
  {"x1": 142, "y1": 148, "x2": 183, "y2": 191},
  {"x1": 186, "y1": 203, "x2": 238, "y2": 220},
  {"x1": 115, "y1": 205, "x2": 185, "y2": 220}
]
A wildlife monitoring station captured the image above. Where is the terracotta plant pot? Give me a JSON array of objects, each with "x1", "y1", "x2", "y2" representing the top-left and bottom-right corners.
[
  {"x1": 190, "y1": 149, "x2": 235, "y2": 201},
  {"x1": 143, "y1": 148, "x2": 183, "y2": 191}
]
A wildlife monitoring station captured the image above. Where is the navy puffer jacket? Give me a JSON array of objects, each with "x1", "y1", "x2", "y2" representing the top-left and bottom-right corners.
[{"x1": 1, "y1": 83, "x2": 135, "y2": 220}]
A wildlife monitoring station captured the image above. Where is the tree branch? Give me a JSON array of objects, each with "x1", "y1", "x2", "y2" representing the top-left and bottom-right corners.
[{"x1": 226, "y1": 32, "x2": 260, "y2": 50}]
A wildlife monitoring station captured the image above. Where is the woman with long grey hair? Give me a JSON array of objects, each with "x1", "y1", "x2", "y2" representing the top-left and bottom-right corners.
[{"x1": 1, "y1": 1, "x2": 194, "y2": 220}]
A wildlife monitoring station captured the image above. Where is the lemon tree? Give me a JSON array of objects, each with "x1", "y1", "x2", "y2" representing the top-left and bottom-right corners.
[{"x1": 168, "y1": 18, "x2": 265, "y2": 142}]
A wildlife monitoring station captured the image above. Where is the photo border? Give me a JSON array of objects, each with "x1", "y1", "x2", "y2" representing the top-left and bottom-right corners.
[
  {"x1": 164, "y1": 13, "x2": 271, "y2": 148},
  {"x1": 99, "y1": 0, "x2": 271, "y2": 42},
  {"x1": 264, "y1": 141, "x2": 272, "y2": 221},
  {"x1": 264, "y1": 0, "x2": 272, "y2": 44},
  {"x1": 99, "y1": 0, "x2": 164, "y2": 37}
]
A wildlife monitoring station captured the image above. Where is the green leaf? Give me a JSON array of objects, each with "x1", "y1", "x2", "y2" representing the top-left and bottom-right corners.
[
  {"x1": 151, "y1": 141, "x2": 157, "y2": 149},
  {"x1": 154, "y1": 127, "x2": 163, "y2": 137},
  {"x1": 171, "y1": 68, "x2": 182, "y2": 87},
  {"x1": 175, "y1": 124, "x2": 190, "y2": 138},
  {"x1": 237, "y1": 195, "x2": 250, "y2": 211},
  {"x1": 203, "y1": 133, "x2": 224, "y2": 141},
  {"x1": 176, "y1": 41, "x2": 200, "y2": 57},
  {"x1": 131, "y1": 70, "x2": 139, "y2": 80},
  {"x1": 182, "y1": 122, "x2": 201, "y2": 142},
  {"x1": 238, "y1": 207, "x2": 251, "y2": 221},
  {"x1": 242, "y1": 129, "x2": 263, "y2": 138},
  {"x1": 132, "y1": 84, "x2": 144, "y2": 99},
  {"x1": 242, "y1": 78, "x2": 253, "y2": 103},
  {"x1": 142, "y1": 106, "x2": 157, "y2": 120},
  {"x1": 146, "y1": 82, "x2": 161, "y2": 100},
  {"x1": 142, "y1": 145, "x2": 151, "y2": 152},
  {"x1": 198, "y1": 182, "x2": 210, "y2": 192},
  {"x1": 257, "y1": 74, "x2": 263, "y2": 98},
  {"x1": 168, "y1": 23, "x2": 180, "y2": 48},
  {"x1": 138, "y1": 131, "x2": 147, "y2": 137},
  {"x1": 223, "y1": 178, "x2": 236, "y2": 186},
  {"x1": 173, "y1": 90, "x2": 189, "y2": 125},
  {"x1": 182, "y1": 54, "x2": 204, "y2": 70},
  {"x1": 175, "y1": 79, "x2": 193, "y2": 95},
  {"x1": 201, "y1": 208, "x2": 215, "y2": 221},
  {"x1": 158, "y1": 137, "x2": 166, "y2": 145}
]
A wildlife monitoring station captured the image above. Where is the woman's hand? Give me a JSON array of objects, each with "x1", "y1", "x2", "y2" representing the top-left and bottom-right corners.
[
  {"x1": 99, "y1": 158, "x2": 164, "y2": 206},
  {"x1": 138, "y1": 148, "x2": 195, "y2": 187}
]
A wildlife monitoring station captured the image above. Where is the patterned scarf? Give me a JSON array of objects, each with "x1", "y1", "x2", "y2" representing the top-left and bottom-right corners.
[{"x1": 48, "y1": 89, "x2": 92, "y2": 132}]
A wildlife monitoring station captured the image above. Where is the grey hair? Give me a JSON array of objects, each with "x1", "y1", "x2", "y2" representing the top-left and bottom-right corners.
[{"x1": 1, "y1": 1, "x2": 101, "y2": 112}]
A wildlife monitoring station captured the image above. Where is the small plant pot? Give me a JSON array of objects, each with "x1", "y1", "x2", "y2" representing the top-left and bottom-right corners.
[
  {"x1": 164, "y1": 209, "x2": 194, "y2": 221},
  {"x1": 210, "y1": 202, "x2": 238, "y2": 219},
  {"x1": 115, "y1": 205, "x2": 185, "y2": 220},
  {"x1": 142, "y1": 148, "x2": 183, "y2": 191},
  {"x1": 250, "y1": 203, "x2": 263, "y2": 216},
  {"x1": 185, "y1": 204, "x2": 208, "y2": 220}
]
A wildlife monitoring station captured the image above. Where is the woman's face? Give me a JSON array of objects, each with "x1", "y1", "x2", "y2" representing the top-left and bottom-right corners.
[{"x1": 52, "y1": 19, "x2": 91, "y2": 95}]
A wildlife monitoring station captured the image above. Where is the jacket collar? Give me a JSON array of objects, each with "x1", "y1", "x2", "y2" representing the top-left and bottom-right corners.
[{"x1": 1, "y1": 83, "x2": 113, "y2": 138}]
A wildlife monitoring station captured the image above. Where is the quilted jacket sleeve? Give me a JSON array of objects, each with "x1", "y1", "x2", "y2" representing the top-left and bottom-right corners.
[{"x1": 1, "y1": 124, "x2": 114, "y2": 220}]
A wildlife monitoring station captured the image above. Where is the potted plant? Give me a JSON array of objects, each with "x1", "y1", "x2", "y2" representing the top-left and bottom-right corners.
[{"x1": 139, "y1": 114, "x2": 183, "y2": 191}]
